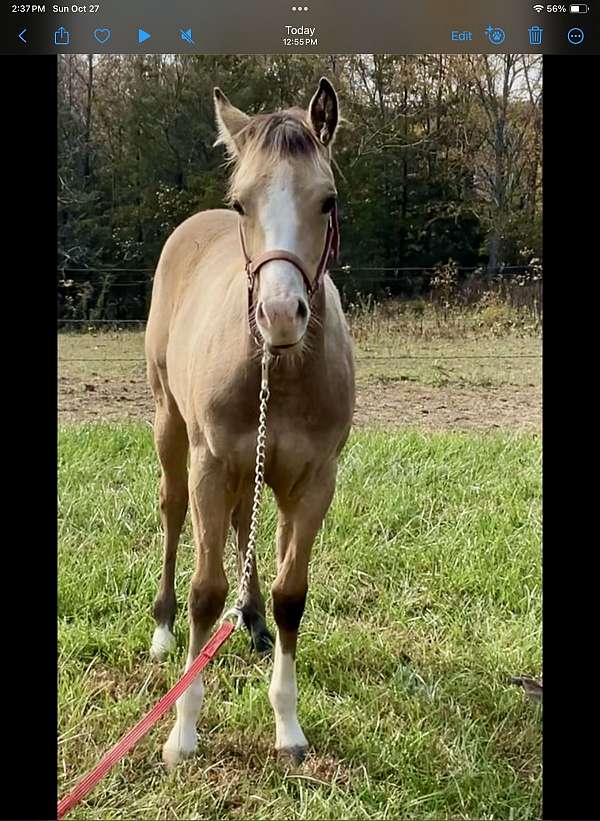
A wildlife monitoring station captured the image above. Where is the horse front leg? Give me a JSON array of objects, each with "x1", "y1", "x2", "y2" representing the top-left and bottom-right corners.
[
  {"x1": 232, "y1": 492, "x2": 274, "y2": 655},
  {"x1": 269, "y1": 462, "x2": 336, "y2": 764},
  {"x1": 162, "y1": 446, "x2": 234, "y2": 768},
  {"x1": 149, "y1": 384, "x2": 189, "y2": 660}
]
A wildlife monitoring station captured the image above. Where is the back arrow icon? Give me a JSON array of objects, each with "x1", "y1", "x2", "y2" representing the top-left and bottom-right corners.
[{"x1": 18, "y1": 28, "x2": 27, "y2": 43}]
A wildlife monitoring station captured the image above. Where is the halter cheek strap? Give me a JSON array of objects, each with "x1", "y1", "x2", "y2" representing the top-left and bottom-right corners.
[{"x1": 239, "y1": 203, "x2": 340, "y2": 322}]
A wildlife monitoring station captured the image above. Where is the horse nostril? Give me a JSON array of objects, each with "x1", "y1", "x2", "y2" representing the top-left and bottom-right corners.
[{"x1": 297, "y1": 299, "x2": 308, "y2": 320}]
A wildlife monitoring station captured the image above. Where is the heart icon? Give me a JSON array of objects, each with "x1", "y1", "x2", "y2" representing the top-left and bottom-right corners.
[{"x1": 93, "y1": 28, "x2": 111, "y2": 44}]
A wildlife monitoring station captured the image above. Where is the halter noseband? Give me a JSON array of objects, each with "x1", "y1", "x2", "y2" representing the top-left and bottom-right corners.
[{"x1": 239, "y1": 203, "x2": 340, "y2": 322}]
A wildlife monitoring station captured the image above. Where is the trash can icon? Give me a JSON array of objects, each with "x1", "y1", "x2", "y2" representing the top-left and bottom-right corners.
[{"x1": 529, "y1": 26, "x2": 543, "y2": 46}]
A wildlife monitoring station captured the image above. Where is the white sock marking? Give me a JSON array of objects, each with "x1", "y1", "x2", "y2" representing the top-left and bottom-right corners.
[
  {"x1": 268, "y1": 637, "x2": 308, "y2": 750},
  {"x1": 162, "y1": 651, "x2": 204, "y2": 766},
  {"x1": 150, "y1": 624, "x2": 176, "y2": 660}
]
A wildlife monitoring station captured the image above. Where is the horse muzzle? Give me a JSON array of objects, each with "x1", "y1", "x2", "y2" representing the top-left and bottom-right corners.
[{"x1": 255, "y1": 296, "x2": 309, "y2": 353}]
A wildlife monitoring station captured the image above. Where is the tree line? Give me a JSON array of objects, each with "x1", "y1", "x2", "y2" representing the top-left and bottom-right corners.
[{"x1": 57, "y1": 54, "x2": 542, "y2": 321}]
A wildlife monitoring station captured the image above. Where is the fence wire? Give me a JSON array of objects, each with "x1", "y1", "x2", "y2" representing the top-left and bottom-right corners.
[
  {"x1": 59, "y1": 355, "x2": 540, "y2": 362},
  {"x1": 58, "y1": 265, "x2": 535, "y2": 275},
  {"x1": 58, "y1": 262, "x2": 542, "y2": 366}
]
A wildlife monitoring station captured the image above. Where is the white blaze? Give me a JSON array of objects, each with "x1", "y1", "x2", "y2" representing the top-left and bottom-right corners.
[{"x1": 258, "y1": 164, "x2": 306, "y2": 302}]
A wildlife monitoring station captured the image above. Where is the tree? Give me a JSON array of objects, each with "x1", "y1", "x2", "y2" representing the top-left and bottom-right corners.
[{"x1": 57, "y1": 54, "x2": 543, "y2": 319}]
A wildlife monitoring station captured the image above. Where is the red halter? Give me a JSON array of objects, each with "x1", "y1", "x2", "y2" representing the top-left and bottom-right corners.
[{"x1": 239, "y1": 204, "x2": 340, "y2": 323}]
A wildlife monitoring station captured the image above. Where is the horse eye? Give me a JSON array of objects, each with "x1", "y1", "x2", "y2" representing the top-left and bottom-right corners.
[
  {"x1": 322, "y1": 196, "x2": 336, "y2": 214},
  {"x1": 232, "y1": 200, "x2": 245, "y2": 215}
]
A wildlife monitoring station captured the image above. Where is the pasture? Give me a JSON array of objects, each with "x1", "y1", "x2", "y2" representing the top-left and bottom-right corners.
[
  {"x1": 58, "y1": 301, "x2": 541, "y2": 819},
  {"x1": 57, "y1": 53, "x2": 543, "y2": 818},
  {"x1": 59, "y1": 300, "x2": 541, "y2": 432},
  {"x1": 59, "y1": 422, "x2": 541, "y2": 820}
]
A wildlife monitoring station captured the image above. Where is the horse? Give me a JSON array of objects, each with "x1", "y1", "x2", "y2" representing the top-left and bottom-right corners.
[{"x1": 145, "y1": 77, "x2": 355, "y2": 767}]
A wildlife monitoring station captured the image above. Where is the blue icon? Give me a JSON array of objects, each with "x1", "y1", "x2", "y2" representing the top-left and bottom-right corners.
[
  {"x1": 18, "y1": 28, "x2": 27, "y2": 44},
  {"x1": 54, "y1": 26, "x2": 70, "y2": 46},
  {"x1": 93, "y1": 27, "x2": 111, "y2": 44},
  {"x1": 180, "y1": 28, "x2": 194, "y2": 44},
  {"x1": 567, "y1": 27, "x2": 584, "y2": 44},
  {"x1": 485, "y1": 25, "x2": 506, "y2": 45},
  {"x1": 138, "y1": 28, "x2": 151, "y2": 44},
  {"x1": 528, "y1": 25, "x2": 543, "y2": 45}
]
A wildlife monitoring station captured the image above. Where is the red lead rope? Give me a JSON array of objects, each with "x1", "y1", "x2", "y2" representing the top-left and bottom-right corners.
[{"x1": 57, "y1": 620, "x2": 236, "y2": 820}]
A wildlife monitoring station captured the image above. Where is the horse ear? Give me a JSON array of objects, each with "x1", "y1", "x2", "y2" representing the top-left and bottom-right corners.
[
  {"x1": 213, "y1": 88, "x2": 251, "y2": 157},
  {"x1": 308, "y1": 77, "x2": 339, "y2": 147}
]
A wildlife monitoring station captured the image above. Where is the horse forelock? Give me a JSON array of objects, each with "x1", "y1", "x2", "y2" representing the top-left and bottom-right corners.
[{"x1": 226, "y1": 109, "x2": 330, "y2": 202}]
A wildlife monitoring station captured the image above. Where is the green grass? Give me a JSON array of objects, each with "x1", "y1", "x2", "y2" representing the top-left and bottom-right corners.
[{"x1": 59, "y1": 424, "x2": 541, "y2": 820}]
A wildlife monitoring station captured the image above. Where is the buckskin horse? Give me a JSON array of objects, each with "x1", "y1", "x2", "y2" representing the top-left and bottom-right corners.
[{"x1": 145, "y1": 77, "x2": 355, "y2": 766}]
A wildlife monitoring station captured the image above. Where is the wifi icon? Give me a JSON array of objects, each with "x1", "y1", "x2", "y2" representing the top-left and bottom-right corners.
[{"x1": 533, "y1": 4, "x2": 544, "y2": 11}]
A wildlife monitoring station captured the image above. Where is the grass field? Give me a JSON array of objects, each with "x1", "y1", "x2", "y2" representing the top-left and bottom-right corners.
[{"x1": 59, "y1": 424, "x2": 541, "y2": 820}]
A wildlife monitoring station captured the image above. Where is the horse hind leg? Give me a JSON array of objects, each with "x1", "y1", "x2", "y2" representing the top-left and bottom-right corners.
[
  {"x1": 150, "y1": 396, "x2": 189, "y2": 661},
  {"x1": 232, "y1": 492, "x2": 274, "y2": 656}
]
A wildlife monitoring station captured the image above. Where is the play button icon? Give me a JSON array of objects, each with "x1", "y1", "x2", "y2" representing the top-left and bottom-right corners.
[{"x1": 138, "y1": 28, "x2": 151, "y2": 44}]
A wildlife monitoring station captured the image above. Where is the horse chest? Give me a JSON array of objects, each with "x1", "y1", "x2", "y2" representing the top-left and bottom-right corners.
[{"x1": 204, "y1": 378, "x2": 346, "y2": 479}]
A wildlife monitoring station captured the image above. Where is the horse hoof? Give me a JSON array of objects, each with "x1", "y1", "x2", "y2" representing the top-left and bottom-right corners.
[
  {"x1": 150, "y1": 625, "x2": 176, "y2": 661},
  {"x1": 277, "y1": 745, "x2": 308, "y2": 767},
  {"x1": 162, "y1": 724, "x2": 197, "y2": 769},
  {"x1": 251, "y1": 626, "x2": 274, "y2": 657}
]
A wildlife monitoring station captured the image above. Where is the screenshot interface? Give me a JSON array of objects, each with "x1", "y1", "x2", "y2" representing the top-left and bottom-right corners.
[
  {"x1": 4, "y1": 0, "x2": 584, "y2": 819},
  {"x1": 1, "y1": 0, "x2": 598, "y2": 53}
]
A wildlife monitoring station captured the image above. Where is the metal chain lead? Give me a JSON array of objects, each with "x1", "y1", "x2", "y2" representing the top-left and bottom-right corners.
[{"x1": 223, "y1": 344, "x2": 271, "y2": 628}]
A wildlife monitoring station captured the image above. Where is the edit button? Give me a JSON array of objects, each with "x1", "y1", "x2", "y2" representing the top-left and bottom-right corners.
[{"x1": 451, "y1": 31, "x2": 473, "y2": 41}]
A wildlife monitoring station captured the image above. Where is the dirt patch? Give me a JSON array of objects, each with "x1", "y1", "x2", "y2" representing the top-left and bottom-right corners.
[
  {"x1": 59, "y1": 372, "x2": 540, "y2": 432},
  {"x1": 59, "y1": 373, "x2": 153, "y2": 423},
  {"x1": 356, "y1": 378, "x2": 540, "y2": 432}
]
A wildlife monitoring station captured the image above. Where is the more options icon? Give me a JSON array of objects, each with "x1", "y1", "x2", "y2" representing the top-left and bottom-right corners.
[{"x1": 567, "y1": 27, "x2": 584, "y2": 44}]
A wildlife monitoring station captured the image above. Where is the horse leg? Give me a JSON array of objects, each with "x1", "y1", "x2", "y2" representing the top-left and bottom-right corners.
[
  {"x1": 162, "y1": 446, "x2": 232, "y2": 767},
  {"x1": 232, "y1": 493, "x2": 274, "y2": 655},
  {"x1": 150, "y1": 400, "x2": 189, "y2": 660},
  {"x1": 269, "y1": 462, "x2": 337, "y2": 764}
]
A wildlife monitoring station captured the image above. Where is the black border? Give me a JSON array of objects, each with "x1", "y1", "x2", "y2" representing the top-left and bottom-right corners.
[
  {"x1": 3, "y1": 50, "x2": 600, "y2": 821},
  {"x1": 543, "y1": 55, "x2": 598, "y2": 821},
  {"x1": 3, "y1": 55, "x2": 57, "y2": 821}
]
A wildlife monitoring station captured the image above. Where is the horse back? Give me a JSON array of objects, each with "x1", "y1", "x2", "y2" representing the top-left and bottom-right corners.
[{"x1": 145, "y1": 208, "x2": 237, "y2": 371}]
